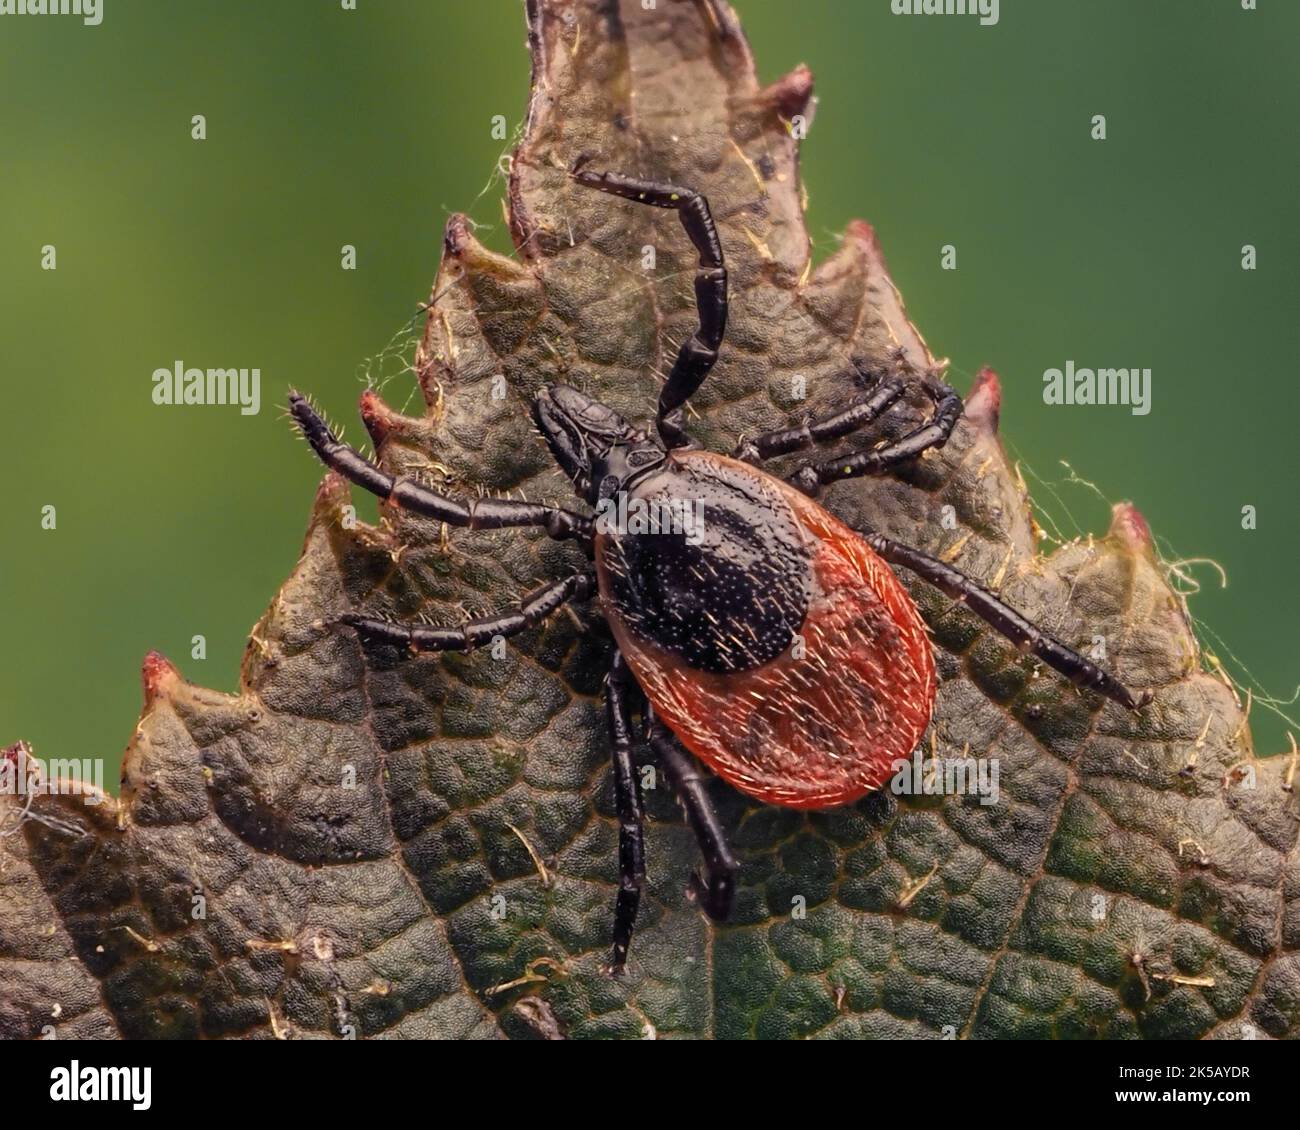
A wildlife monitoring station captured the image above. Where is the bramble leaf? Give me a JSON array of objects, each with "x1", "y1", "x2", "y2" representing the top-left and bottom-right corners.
[{"x1": 2, "y1": 0, "x2": 1296, "y2": 1041}]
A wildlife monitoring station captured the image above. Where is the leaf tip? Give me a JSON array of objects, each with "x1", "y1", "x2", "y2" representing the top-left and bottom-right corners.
[
  {"x1": 141, "y1": 650, "x2": 180, "y2": 706},
  {"x1": 965, "y1": 366, "x2": 1001, "y2": 434},
  {"x1": 843, "y1": 218, "x2": 879, "y2": 250},
  {"x1": 759, "y1": 63, "x2": 815, "y2": 122},
  {"x1": 310, "y1": 471, "x2": 352, "y2": 527},
  {"x1": 1108, "y1": 501, "x2": 1154, "y2": 557},
  {"x1": 443, "y1": 212, "x2": 475, "y2": 258},
  {"x1": 359, "y1": 388, "x2": 395, "y2": 447},
  {"x1": 442, "y1": 212, "x2": 532, "y2": 282}
]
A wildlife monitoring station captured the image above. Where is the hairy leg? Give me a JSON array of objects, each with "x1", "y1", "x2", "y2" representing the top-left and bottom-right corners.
[
  {"x1": 646, "y1": 712, "x2": 738, "y2": 920},
  {"x1": 734, "y1": 375, "x2": 906, "y2": 464},
  {"x1": 862, "y1": 530, "x2": 1152, "y2": 712},
  {"x1": 605, "y1": 652, "x2": 647, "y2": 973},
  {"x1": 290, "y1": 393, "x2": 591, "y2": 544},
  {"x1": 571, "y1": 160, "x2": 727, "y2": 450},
  {"x1": 788, "y1": 378, "x2": 964, "y2": 496},
  {"x1": 341, "y1": 573, "x2": 596, "y2": 652}
]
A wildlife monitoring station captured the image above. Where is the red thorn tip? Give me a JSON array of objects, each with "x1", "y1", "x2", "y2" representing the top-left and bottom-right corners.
[
  {"x1": 763, "y1": 64, "x2": 815, "y2": 118},
  {"x1": 844, "y1": 219, "x2": 879, "y2": 249},
  {"x1": 965, "y1": 367, "x2": 1001, "y2": 433},
  {"x1": 1109, "y1": 502, "x2": 1153, "y2": 553},
  {"x1": 313, "y1": 472, "x2": 350, "y2": 508},
  {"x1": 359, "y1": 388, "x2": 395, "y2": 445},
  {"x1": 443, "y1": 213, "x2": 472, "y2": 256},
  {"x1": 141, "y1": 650, "x2": 179, "y2": 704}
]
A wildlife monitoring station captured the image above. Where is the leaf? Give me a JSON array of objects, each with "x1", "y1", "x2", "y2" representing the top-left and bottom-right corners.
[{"x1": 2, "y1": 0, "x2": 1297, "y2": 1041}]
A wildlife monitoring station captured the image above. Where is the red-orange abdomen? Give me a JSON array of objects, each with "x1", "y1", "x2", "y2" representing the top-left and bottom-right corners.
[{"x1": 597, "y1": 451, "x2": 935, "y2": 809}]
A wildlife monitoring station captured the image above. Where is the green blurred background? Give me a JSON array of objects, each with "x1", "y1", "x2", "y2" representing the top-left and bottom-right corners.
[{"x1": 2, "y1": 0, "x2": 1296, "y2": 779}]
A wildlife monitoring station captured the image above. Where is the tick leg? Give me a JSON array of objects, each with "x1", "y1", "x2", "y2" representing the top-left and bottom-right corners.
[
  {"x1": 861, "y1": 530, "x2": 1153, "y2": 712},
  {"x1": 646, "y1": 714, "x2": 737, "y2": 921},
  {"x1": 787, "y1": 378, "x2": 964, "y2": 496},
  {"x1": 605, "y1": 651, "x2": 646, "y2": 974},
  {"x1": 570, "y1": 159, "x2": 726, "y2": 450},
  {"x1": 733, "y1": 376, "x2": 906, "y2": 464},
  {"x1": 289, "y1": 393, "x2": 592, "y2": 544},
  {"x1": 341, "y1": 573, "x2": 596, "y2": 652}
]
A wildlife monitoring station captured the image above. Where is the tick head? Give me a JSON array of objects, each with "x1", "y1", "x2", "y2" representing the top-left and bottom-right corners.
[{"x1": 533, "y1": 384, "x2": 663, "y2": 504}]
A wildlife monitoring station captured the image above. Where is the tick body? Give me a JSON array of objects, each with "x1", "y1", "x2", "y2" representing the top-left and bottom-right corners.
[
  {"x1": 598, "y1": 449, "x2": 935, "y2": 809},
  {"x1": 289, "y1": 162, "x2": 1151, "y2": 973}
]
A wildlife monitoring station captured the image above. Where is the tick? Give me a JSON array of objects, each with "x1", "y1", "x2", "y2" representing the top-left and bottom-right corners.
[{"x1": 288, "y1": 162, "x2": 1150, "y2": 972}]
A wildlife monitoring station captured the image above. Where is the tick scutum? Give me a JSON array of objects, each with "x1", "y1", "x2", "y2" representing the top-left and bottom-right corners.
[{"x1": 596, "y1": 451, "x2": 814, "y2": 674}]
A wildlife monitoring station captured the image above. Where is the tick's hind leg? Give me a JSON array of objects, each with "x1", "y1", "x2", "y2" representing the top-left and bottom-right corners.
[
  {"x1": 787, "y1": 377, "x2": 964, "y2": 496},
  {"x1": 646, "y1": 712, "x2": 738, "y2": 921},
  {"x1": 341, "y1": 573, "x2": 595, "y2": 653},
  {"x1": 605, "y1": 652, "x2": 646, "y2": 974},
  {"x1": 862, "y1": 530, "x2": 1152, "y2": 712},
  {"x1": 570, "y1": 160, "x2": 726, "y2": 451}
]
